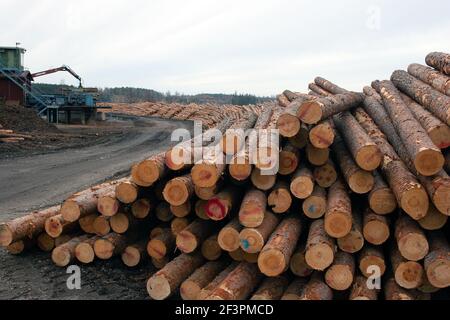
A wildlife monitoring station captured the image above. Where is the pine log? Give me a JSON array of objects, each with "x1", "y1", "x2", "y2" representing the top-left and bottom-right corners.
[
  {"x1": 384, "y1": 278, "x2": 416, "y2": 300},
  {"x1": 306, "y1": 143, "x2": 329, "y2": 166},
  {"x1": 218, "y1": 217, "x2": 242, "y2": 252},
  {"x1": 251, "y1": 276, "x2": 289, "y2": 300},
  {"x1": 297, "y1": 92, "x2": 363, "y2": 125},
  {"x1": 418, "y1": 204, "x2": 448, "y2": 231},
  {"x1": 290, "y1": 166, "x2": 315, "y2": 200},
  {"x1": 400, "y1": 92, "x2": 450, "y2": 149},
  {"x1": 324, "y1": 251, "x2": 355, "y2": 291},
  {"x1": 194, "y1": 199, "x2": 209, "y2": 220},
  {"x1": 37, "y1": 233, "x2": 55, "y2": 252},
  {"x1": 268, "y1": 180, "x2": 292, "y2": 214},
  {"x1": 239, "y1": 211, "x2": 279, "y2": 254},
  {"x1": 171, "y1": 217, "x2": 192, "y2": 236},
  {"x1": 196, "y1": 262, "x2": 238, "y2": 300},
  {"x1": 355, "y1": 107, "x2": 430, "y2": 220},
  {"x1": 277, "y1": 94, "x2": 290, "y2": 108},
  {"x1": 418, "y1": 171, "x2": 450, "y2": 216},
  {"x1": 314, "y1": 77, "x2": 348, "y2": 95},
  {"x1": 121, "y1": 240, "x2": 147, "y2": 267},
  {"x1": 305, "y1": 219, "x2": 335, "y2": 271},
  {"x1": 131, "y1": 164, "x2": 152, "y2": 187},
  {"x1": 337, "y1": 211, "x2": 364, "y2": 254},
  {"x1": 222, "y1": 113, "x2": 257, "y2": 155},
  {"x1": 278, "y1": 143, "x2": 300, "y2": 175},
  {"x1": 333, "y1": 112, "x2": 382, "y2": 171},
  {"x1": 97, "y1": 192, "x2": 120, "y2": 217},
  {"x1": 251, "y1": 167, "x2": 277, "y2": 191},
  {"x1": 6, "y1": 238, "x2": 35, "y2": 255},
  {"x1": 424, "y1": 232, "x2": 450, "y2": 288},
  {"x1": 110, "y1": 212, "x2": 136, "y2": 234},
  {"x1": 205, "y1": 187, "x2": 239, "y2": 221},
  {"x1": 391, "y1": 245, "x2": 424, "y2": 289},
  {"x1": 302, "y1": 185, "x2": 327, "y2": 219},
  {"x1": 92, "y1": 215, "x2": 111, "y2": 236},
  {"x1": 358, "y1": 246, "x2": 386, "y2": 278},
  {"x1": 313, "y1": 159, "x2": 337, "y2": 188},
  {"x1": 163, "y1": 174, "x2": 194, "y2": 206},
  {"x1": 152, "y1": 257, "x2": 170, "y2": 269},
  {"x1": 192, "y1": 150, "x2": 226, "y2": 188},
  {"x1": 180, "y1": 261, "x2": 228, "y2": 300},
  {"x1": 0, "y1": 205, "x2": 60, "y2": 247},
  {"x1": 258, "y1": 215, "x2": 302, "y2": 277},
  {"x1": 61, "y1": 178, "x2": 127, "y2": 222},
  {"x1": 277, "y1": 95, "x2": 315, "y2": 138},
  {"x1": 290, "y1": 244, "x2": 313, "y2": 277},
  {"x1": 228, "y1": 142, "x2": 253, "y2": 182},
  {"x1": 229, "y1": 248, "x2": 245, "y2": 262},
  {"x1": 391, "y1": 69, "x2": 450, "y2": 126},
  {"x1": 201, "y1": 234, "x2": 222, "y2": 261},
  {"x1": 288, "y1": 123, "x2": 309, "y2": 149},
  {"x1": 309, "y1": 120, "x2": 335, "y2": 149},
  {"x1": 147, "y1": 252, "x2": 205, "y2": 300},
  {"x1": 78, "y1": 214, "x2": 97, "y2": 234},
  {"x1": 94, "y1": 233, "x2": 129, "y2": 260},
  {"x1": 147, "y1": 228, "x2": 175, "y2": 260},
  {"x1": 45, "y1": 214, "x2": 78, "y2": 238},
  {"x1": 134, "y1": 152, "x2": 167, "y2": 186},
  {"x1": 206, "y1": 262, "x2": 262, "y2": 300},
  {"x1": 425, "y1": 52, "x2": 450, "y2": 76},
  {"x1": 332, "y1": 133, "x2": 374, "y2": 194},
  {"x1": 349, "y1": 276, "x2": 378, "y2": 300},
  {"x1": 368, "y1": 171, "x2": 397, "y2": 215},
  {"x1": 115, "y1": 180, "x2": 139, "y2": 204},
  {"x1": 238, "y1": 189, "x2": 267, "y2": 228},
  {"x1": 299, "y1": 274, "x2": 333, "y2": 300},
  {"x1": 309, "y1": 82, "x2": 333, "y2": 96},
  {"x1": 253, "y1": 129, "x2": 280, "y2": 172},
  {"x1": 155, "y1": 202, "x2": 173, "y2": 222},
  {"x1": 170, "y1": 201, "x2": 192, "y2": 218},
  {"x1": 176, "y1": 219, "x2": 216, "y2": 254},
  {"x1": 74, "y1": 236, "x2": 98, "y2": 264},
  {"x1": 131, "y1": 198, "x2": 153, "y2": 219},
  {"x1": 362, "y1": 208, "x2": 390, "y2": 246},
  {"x1": 395, "y1": 215, "x2": 429, "y2": 261},
  {"x1": 281, "y1": 278, "x2": 307, "y2": 300},
  {"x1": 194, "y1": 183, "x2": 222, "y2": 201},
  {"x1": 324, "y1": 179, "x2": 353, "y2": 238},
  {"x1": 52, "y1": 235, "x2": 91, "y2": 267}
]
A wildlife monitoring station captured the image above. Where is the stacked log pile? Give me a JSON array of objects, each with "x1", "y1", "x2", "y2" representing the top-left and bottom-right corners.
[{"x1": 1, "y1": 52, "x2": 450, "y2": 301}]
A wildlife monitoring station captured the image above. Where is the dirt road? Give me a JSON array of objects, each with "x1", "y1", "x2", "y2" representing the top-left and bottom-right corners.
[{"x1": 0, "y1": 115, "x2": 193, "y2": 300}]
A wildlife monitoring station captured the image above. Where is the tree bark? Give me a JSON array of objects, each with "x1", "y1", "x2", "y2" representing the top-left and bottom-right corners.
[
  {"x1": 408, "y1": 63, "x2": 450, "y2": 97},
  {"x1": 350, "y1": 276, "x2": 378, "y2": 300},
  {"x1": 196, "y1": 262, "x2": 238, "y2": 300},
  {"x1": 299, "y1": 273, "x2": 333, "y2": 300},
  {"x1": 176, "y1": 219, "x2": 217, "y2": 253},
  {"x1": 384, "y1": 278, "x2": 416, "y2": 300},
  {"x1": 281, "y1": 278, "x2": 308, "y2": 300},
  {"x1": 251, "y1": 276, "x2": 289, "y2": 300},
  {"x1": 426, "y1": 52, "x2": 450, "y2": 76}
]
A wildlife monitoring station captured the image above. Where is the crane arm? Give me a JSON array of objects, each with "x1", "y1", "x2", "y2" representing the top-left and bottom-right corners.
[{"x1": 31, "y1": 65, "x2": 83, "y2": 88}]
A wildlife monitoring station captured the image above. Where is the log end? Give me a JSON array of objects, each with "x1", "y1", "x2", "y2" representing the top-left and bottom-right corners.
[
  {"x1": 97, "y1": 197, "x2": 119, "y2": 217},
  {"x1": 305, "y1": 244, "x2": 334, "y2": 271},
  {"x1": 291, "y1": 178, "x2": 314, "y2": 200},
  {"x1": 75, "y1": 243, "x2": 95, "y2": 264},
  {"x1": 51, "y1": 246, "x2": 71, "y2": 267},
  {"x1": 165, "y1": 148, "x2": 187, "y2": 171},
  {"x1": 218, "y1": 228, "x2": 240, "y2": 252},
  {"x1": 418, "y1": 206, "x2": 448, "y2": 231},
  {"x1": 395, "y1": 261, "x2": 423, "y2": 289},
  {"x1": 147, "y1": 239, "x2": 167, "y2": 260},
  {"x1": 147, "y1": 274, "x2": 171, "y2": 300},
  {"x1": 359, "y1": 255, "x2": 386, "y2": 278},
  {"x1": 398, "y1": 233, "x2": 429, "y2": 261},
  {"x1": 239, "y1": 229, "x2": 264, "y2": 254},
  {"x1": 302, "y1": 196, "x2": 327, "y2": 219},
  {"x1": 239, "y1": 205, "x2": 265, "y2": 228},
  {"x1": 110, "y1": 213, "x2": 130, "y2": 234},
  {"x1": 201, "y1": 239, "x2": 222, "y2": 261},
  {"x1": 206, "y1": 198, "x2": 228, "y2": 221},
  {"x1": 427, "y1": 258, "x2": 450, "y2": 289},
  {"x1": 363, "y1": 221, "x2": 390, "y2": 246},
  {"x1": 0, "y1": 224, "x2": 13, "y2": 247},
  {"x1": 290, "y1": 252, "x2": 313, "y2": 277},
  {"x1": 61, "y1": 200, "x2": 80, "y2": 223},
  {"x1": 297, "y1": 101, "x2": 323, "y2": 125},
  {"x1": 45, "y1": 217, "x2": 63, "y2": 238},
  {"x1": 131, "y1": 199, "x2": 151, "y2": 219},
  {"x1": 325, "y1": 265, "x2": 354, "y2": 291},
  {"x1": 136, "y1": 160, "x2": 161, "y2": 185},
  {"x1": 400, "y1": 187, "x2": 429, "y2": 220},
  {"x1": 369, "y1": 188, "x2": 397, "y2": 215},
  {"x1": 337, "y1": 231, "x2": 365, "y2": 254},
  {"x1": 414, "y1": 149, "x2": 445, "y2": 177},
  {"x1": 163, "y1": 180, "x2": 189, "y2": 206},
  {"x1": 180, "y1": 280, "x2": 201, "y2": 300},
  {"x1": 176, "y1": 231, "x2": 198, "y2": 254},
  {"x1": 6, "y1": 241, "x2": 25, "y2": 255},
  {"x1": 309, "y1": 123, "x2": 335, "y2": 149},
  {"x1": 229, "y1": 163, "x2": 252, "y2": 181},
  {"x1": 115, "y1": 183, "x2": 138, "y2": 204},
  {"x1": 192, "y1": 164, "x2": 220, "y2": 188},
  {"x1": 348, "y1": 171, "x2": 374, "y2": 195},
  {"x1": 324, "y1": 212, "x2": 352, "y2": 239},
  {"x1": 121, "y1": 246, "x2": 141, "y2": 267},
  {"x1": 268, "y1": 188, "x2": 292, "y2": 214},
  {"x1": 93, "y1": 239, "x2": 114, "y2": 260},
  {"x1": 432, "y1": 180, "x2": 450, "y2": 216},
  {"x1": 356, "y1": 146, "x2": 382, "y2": 171},
  {"x1": 93, "y1": 216, "x2": 111, "y2": 236},
  {"x1": 277, "y1": 114, "x2": 301, "y2": 138},
  {"x1": 428, "y1": 125, "x2": 450, "y2": 150},
  {"x1": 279, "y1": 151, "x2": 299, "y2": 175},
  {"x1": 258, "y1": 249, "x2": 286, "y2": 277}
]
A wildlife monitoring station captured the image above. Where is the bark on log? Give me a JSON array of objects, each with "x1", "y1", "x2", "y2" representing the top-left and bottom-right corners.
[
  {"x1": 281, "y1": 278, "x2": 308, "y2": 300},
  {"x1": 333, "y1": 112, "x2": 382, "y2": 171},
  {"x1": 206, "y1": 262, "x2": 262, "y2": 300},
  {"x1": 37, "y1": 233, "x2": 55, "y2": 252},
  {"x1": 268, "y1": 180, "x2": 292, "y2": 214},
  {"x1": 391, "y1": 70, "x2": 450, "y2": 126},
  {"x1": 277, "y1": 94, "x2": 290, "y2": 108},
  {"x1": 426, "y1": 52, "x2": 450, "y2": 76},
  {"x1": 0, "y1": 205, "x2": 60, "y2": 247},
  {"x1": 290, "y1": 166, "x2": 315, "y2": 200},
  {"x1": 196, "y1": 262, "x2": 238, "y2": 300},
  {"x1": 305, "y1": 219, "x2": 335, "y2": 271},
  {"x1": 408, "y1": 63, "x2": 450, "y2": 99},
  {"x1": 314, "y1": 77, "x2": 348, "y2": 95},
  {"x1": 239, "y1": 211, "x2": 279, "y2": 254},
  {"x1": 180, "y1": 261, "x2": 227, "y2": 300},
  {"x1": 52, "y1": 235, "x2": 91, "y2": 267},
  {"x1": 368, "y1": 171, "x2": 397, "y2": 215},
  {"x1": 299, "y1": 274, "x2": 333, "y2": 300},
  {"x1": 349, "y1": 276, "x2": 378, "y2": 300},
  {"x1": 324, "y1": 251, "x2": 355, "y2": 291},
  {"x1": 147, "y1": 252, "x2": 205, "y2": 300},
  {"x1": 358, "y1": 246, "x2": 386, "y2": 278},
  {"x1": 362, "y1": 208, "x2": 390, "y2": 246},
  {"x1": 218, "y1": 218, "x2": 242, "y2": 252},
  {"x1": 251, "y1": 276, "x2": 289, "y2": 300},
  {"x1": 201, "y1": 234, "x2": 222, "y2": 261},
  {"x1": 309, "y1": 82, "x2": 334, "y2": 96},
  {"x1": 391, "y1": 245, "x2": 424, "y2": 289},
  {"x1": 61, "y1": 178, "x2": 127, "y2": 222},
  {"x1": 93, "y1": 233, "x2": 129, "y2": 260},
  {"x1": 395, "y1": 215, "x2": 429, "y2": 261},
  {"x1": 384, "y1": 278, "x2": 416, "y2": 300},
  {"x1": 176, "y1": 219, "x2": 216, "y2": 254},
  {"x1": 222, "y1": 113, "x2": 258, "y2": 155},
  {"x1": 418, "y1": 204, "x2": 448, "y2": 231},
  {"x1": 424, "y1": 232, "x2": 450, "y2": 288},
  {"x1": 297, "y1": 92, "x2": 363, "y2": 125},
  {"x1": 290, "y1": 244, "x2": 313, "y2": 277},
  {"x1": 306, "y1": 143, "x2": 329, "y2": 166},
  {"x1": 324, "y1": 179, "x2": 353, "y2": 238},
  {"x1": 258, "y1": 215, "x2": 302, "y2": 277}
]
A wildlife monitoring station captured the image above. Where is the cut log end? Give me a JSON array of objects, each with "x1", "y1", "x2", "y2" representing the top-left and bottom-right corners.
[
  {"x1": 302, "y1": 196, "x2": 327, "y2": 219},
  {"x1": 110, "y1": 213, "x2": 130, "y2": 234},
  {"x1": 136, "y1": 160, "x2": 161, "y2": 185},
  {"x1": 395, "y1": 261, "x2": 424, "y2": 289},
  {"x1": 75, "y1": 243, "x2": 95, "y2": 264},
  {"x1": 45, "y1": 217, "x2": 63, "y2": 238},
  {"x1": 61, "y1": 201, "x2": 80, "y2": 222},
  {"x1": 121, "y1": 246, "x2": 141, "y2": 267},
  {"x1": 240, "y1": 229, "x2": 264, "y2": 254},
  {"x1": 258, "y1": 249, "x2": 286, "y2": 277},
  {"x1": 348, "y1": 171, "x2": 374, "y2": 195},
  {"x1": 147, "y1": 275, "x2": 171, "y2": 300},
  {"x1": 305, "y1": 244, "x2": 334, "y2": 271},
  {"x1": 398, "y1": 233, "x2": 430, "y2": 262},
  {"x1": 369, "y1": 188, "x2": 397, "y2": 215},
  {"x1": 180, "y1": 280, "x2": 202, "y2": 300},
  {"x1": 51, "y1": 246, "x2": 72, "y2": 267},
  {"x1": 428, "y1": 125, "x2": 450, "y2": 149},
  {"x1": 279, "y1": 151, "x2": 299, "y2": 175},
  {"x1": 277, "y1": 114, "x2": 301, "y2": 138},
  {"x1": 309, "y1": 123, "x2": 335, "y2": 149},
  {"x1": 291, "y1": 178, "x2": 314, "y2": 200},
  {"x1": 93, "y1": 216, "x2": 111, "y2": 236},
  {"x1": 355, "y1": 145, "x2": 382, "y2": 171},
  {"x1": 427, "y1": 259, "x2": 450, "y2": 289},
  {"x1": 132, "y1": 199, "x2": 151, "y2": 219},
  {"x1": 363, "y1": 220, "x2": 390, "y2": 246},
  {"x1": 414, "y1": 150, "x2": 445, "y2": 177},
  {"x1": 0, "y1": 224, "x2": 13, "y2": 247},
  {"x1": 298, "y1": 101, "x2": 323, "y2": 125},
  {"x1": 324, "y1": 212, "x2": 353, "y2": 239},
  {"x1": 97, "y1": 197, "x2": 119, "y2": 217},
  {"x1": 218, "y1": 228, "x2": 240, "y2": 252},
  {"x1": 325, "y1": 265, "x2": 354, "y2": 291},
  {"x1": 147, "y1": 239, "x2": 168, "y2": 260},
  {"x1": 337, "y1": 231, "x2": 365, "y2": 254},
  {"x1": 176, "y1": 231, "x2": 198, "y2": 254},
  {"x1": 401, "y1": 187, "x2": 429, "y2": 220},
  {"x1": 93, "y1": 239, "x2": 114, "y2": 260},
  {"x1": 115, "y1": 183, "x2": 138, "y2": 204},
  {"x1": 163, "y1": 180, "x2": 190, "y2": 206},
  {"x1": 229, "y1": 163, "x2": 252, "y2": 181},
  {"x1": 192, "y1": 164, "x2": 220, "y2": 188},
  {"x1": 268, "y1": 188, "x2": 292, "y2": 214},
  {"x1": 206, "y1": 199, "x2": 228, "y2": 221}
]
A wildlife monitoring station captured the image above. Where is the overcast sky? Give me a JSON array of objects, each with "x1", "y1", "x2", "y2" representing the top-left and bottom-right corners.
[{"x1": 2, "y1": 0, "x2": 449, "y2": 96}]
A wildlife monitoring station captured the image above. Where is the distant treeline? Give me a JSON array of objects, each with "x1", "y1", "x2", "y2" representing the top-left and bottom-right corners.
[{"x1": 33, "y1": 83, "x2": 273, "y2": 106}]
